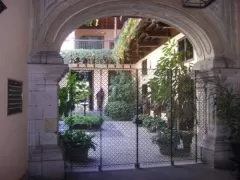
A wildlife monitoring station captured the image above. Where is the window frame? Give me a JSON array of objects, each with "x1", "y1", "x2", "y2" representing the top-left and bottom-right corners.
[
  {"x1": 142, "y1": 59, "x2": 148, "y2": 75},
  {"x1": 178, "y1": 38, "x2": 194, "y2": 62}
]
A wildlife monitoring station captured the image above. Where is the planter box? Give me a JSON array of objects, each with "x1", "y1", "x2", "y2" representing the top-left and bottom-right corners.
[
  {"x1": 64, "y1": 147, "x2": 89, "y2": 161},
  {"x1": 158, "y1": 142, "x2": 178, "y2": 156}
]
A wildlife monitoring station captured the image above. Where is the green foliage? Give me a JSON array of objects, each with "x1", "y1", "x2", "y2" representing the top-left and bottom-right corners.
[
  {"x1": 59, "y1": 87, "x2": 69, "y2": 118},
  {"x1": 148, "y1": 40, "x2": 194, "y2": 129},
  {"x1": 152, "y1": 128, "x2": 180, "y2": 147},
  {"x1": 61, "y1": 49, "x2": 114, "y2": 64},
  {"x1": 106, "y1": 72, "x2": 135, "y2": 120},
  {"x1": 113, "y1": 18, "x2": 139, "y2": 63},
  {"x1": 75, "y1": 81, "x2": 92, "y2": 104},
  {"x1": 59, "y1": 72, "x2": 91, "y2": 117},
  {"x1": 108, "y1": 72, "x2": 135, "y2": 102},
  {"x1": 180, "y1": 130, "x2": 194, "y2": 138},
  {"x1": 141, "y1": 116, "x2": 168, "y2": 133},
  {"x1": 180, "y1": 130, "x2": 194, "y2": 144},
  {"x1": 141, "y1": 116, "x2": 154, "y2": 129},
  {"x1": 60, "y1": 130, "x2": 96, "y2": 150},
  {"x1": 105, "y1": 101, "x2": 135, "y2": 120},
  {"x1": 85, "y1": 19, "x2": 99, "y2": 26},
  {"x1": 148, "y1": 39, "x2": 185, "y2": 105},
  {"x1": 64, "y1": 115, "x2": 103, "y2": 128},
  {"x1": 211, "y1": 77, "x2": 240, "y2": 141}
]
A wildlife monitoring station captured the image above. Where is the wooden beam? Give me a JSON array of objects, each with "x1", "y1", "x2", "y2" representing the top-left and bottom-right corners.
[
  {"x1": 138, "y1": 40, "x2": 160, "y2": 47},
  {"x1": 138, "y1": 33, "x2": 147, "y2": 41},
  {"x1": 126, "y1": 54, "x2": 145, "y2": 59},
  {"x1": 144, "y1": 31, "x2": 170, "y2": 37},
  {"x1": 126, "y1": 50, "x2": 145, "y2": 56},
  {"x1": 146, "y1": 22, "x2": 156, "y2": 31},
  {"x1": 142, "y1": 35, "x2": 152, "y2": 42},
  {"x1": 130, "y1": 46, "x2": 156, "y2": 51},
  {"x1": 128, "y1": 50, "x2": 150, "y2": 53}
]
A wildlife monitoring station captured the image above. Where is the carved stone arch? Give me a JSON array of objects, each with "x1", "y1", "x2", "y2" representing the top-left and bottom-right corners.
[{"x1": 33, "y1": 0, "x2": 236, "y2": 69}]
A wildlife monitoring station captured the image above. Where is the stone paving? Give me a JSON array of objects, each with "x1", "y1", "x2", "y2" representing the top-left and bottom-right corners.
[{"x1": 64, "y1": 115, "x2": 197, "y2": 171}]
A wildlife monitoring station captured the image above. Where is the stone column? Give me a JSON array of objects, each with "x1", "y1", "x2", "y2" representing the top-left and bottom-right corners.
[
  {"x1": 198, "y1": 68, "x2": 240, "y2": 169},
  {"x1": 28, "y1": 51, "x2": 68, "y2": 179}
]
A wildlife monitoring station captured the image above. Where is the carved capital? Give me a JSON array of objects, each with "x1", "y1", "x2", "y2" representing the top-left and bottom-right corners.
[
  {"x1": 193, "y1": 56, "x2": 236, "y2": 71},
  {"x1": 30, "y1": 51, "x2": 64, "y2": 64},
  {"x1": 28, "y1": 64, "x2": 68, "y2": 83}
]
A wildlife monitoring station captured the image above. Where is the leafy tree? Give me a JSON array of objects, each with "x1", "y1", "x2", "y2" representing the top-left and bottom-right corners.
[
  {"x1": 59, "y1": 72, "x2": 91, "y2": 117},
  {"x1": 148, "y1": 40, "x2": 194, "y2": 130},
  {"x1": 106, "y1": 72, "x2": 135, "y2": 120}
]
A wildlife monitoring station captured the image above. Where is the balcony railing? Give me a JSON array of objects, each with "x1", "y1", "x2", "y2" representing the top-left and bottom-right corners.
[{"x1": 62, "y1": 39, "x2": 115, "y2": 50}]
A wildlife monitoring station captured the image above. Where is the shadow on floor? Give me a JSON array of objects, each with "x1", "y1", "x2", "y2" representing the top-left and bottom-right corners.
[{"x1": 66, "y1": 164, "x2": 235, "y2": 180}]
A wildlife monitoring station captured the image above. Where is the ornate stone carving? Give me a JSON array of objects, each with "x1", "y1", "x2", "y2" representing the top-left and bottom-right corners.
[
  {"x1": 40, "y1": 0, "x2": 65, "y2": 23},
  {"x1": 207, "y1": 0, "x2": 222, "y2": 19}
]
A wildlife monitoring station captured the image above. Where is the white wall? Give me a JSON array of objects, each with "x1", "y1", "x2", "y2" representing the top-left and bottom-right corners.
[
  {"x1": 0, "y1": 0, "x2": 29, "y2": 179},
  {"x1": 60, "y1": 31, "x2": 75, "y2": 51},
  {"x1": 134, "y1": 33, "x2": 197, "y2": 69}
]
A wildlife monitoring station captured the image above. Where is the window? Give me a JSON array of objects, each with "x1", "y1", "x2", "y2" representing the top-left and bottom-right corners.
[
  {"x1": 75, "y1": 36, "x2": 104, "y2": 49},
  {"x1": 109, "y1": 41, "x2": 115, "y2": 49},
  {"x1": 142, "y1": 60, "x2": 147, "y2": 75},
  {"x1": 8, "y1": 79, "x2": 23, "y2": 115},
  {"x1": 178, "y1": 38, "x2": 193, "y2": 61}
]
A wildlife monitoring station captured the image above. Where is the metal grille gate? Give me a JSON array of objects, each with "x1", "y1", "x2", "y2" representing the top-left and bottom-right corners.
[{"x1": 58, "y1": 68, "x2": 207, "y2": 176}]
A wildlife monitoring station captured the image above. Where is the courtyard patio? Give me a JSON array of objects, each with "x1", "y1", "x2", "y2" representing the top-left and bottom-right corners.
[{"x1": 63, "y1": 117, "x2": 197, "y2": 172}]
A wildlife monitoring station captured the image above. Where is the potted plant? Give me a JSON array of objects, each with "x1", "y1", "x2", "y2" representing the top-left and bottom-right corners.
[
  {"x1": 180, "y1": 130, "x2": 194, "y2": 152},
  {"x1": 150, "y1": 118, "x2": 168, "y2": 133},
  {"x1": 152, "y1": 128, "x2": 180, "y2": 155},
  {"x1": 132, "y1": 114, "x2": 143, "y2": 126},
  {"x1": 212, "y1": 77, "x2": 240, "y2": 172},
  {"x1": 60, "y1": 130, "x2": 96, "y2": 161}
]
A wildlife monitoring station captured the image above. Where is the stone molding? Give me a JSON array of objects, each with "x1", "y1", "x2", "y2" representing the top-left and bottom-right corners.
[
  {"x1": 30, "y1": 51, "x2": 65, "y2": 64},
  {"x1": 31, "y1": 0, "x2": 237, "y2": 64},
  {"x1": 196, "y1": 68, "x2": 240, "y2": 168}
]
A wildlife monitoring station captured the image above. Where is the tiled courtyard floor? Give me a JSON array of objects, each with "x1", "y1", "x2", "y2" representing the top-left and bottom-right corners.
[{"x1": 63, "y1": 118, "x2": 198, "y2": 171}]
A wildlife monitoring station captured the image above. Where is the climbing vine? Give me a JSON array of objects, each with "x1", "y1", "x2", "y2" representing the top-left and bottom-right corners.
[
  {"x1": 113, "y1": 18, "x2": 140, "y2": 63},
  {"x1": 85, "y1": 19, "x2": 99, "y2": 26},
  {"x1": 60, "y1": 49, "x2": 114, "y2": 64}
]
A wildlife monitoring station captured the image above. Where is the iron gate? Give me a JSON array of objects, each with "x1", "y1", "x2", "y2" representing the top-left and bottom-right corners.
[{"x1": 58, "y1": 68, "x2": 207, "y2": 176}]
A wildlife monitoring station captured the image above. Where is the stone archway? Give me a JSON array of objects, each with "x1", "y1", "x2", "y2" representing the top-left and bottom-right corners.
[
  {"x1": 32, "y1": 0, "x2": 236, "y2": 68},
  {"x1": 28, "y1": 0, "x2": 238, "y2": 178}
]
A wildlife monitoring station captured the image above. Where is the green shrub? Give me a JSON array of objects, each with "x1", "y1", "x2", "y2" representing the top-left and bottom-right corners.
[
  {"x1": 150, "y1": 119, "x2": 168, "y2": 132},
  {"x1": 64, "y1": 115, "x2": 103, "y2": 128},
  {"x1": 152, "y1": 128, "x2": 180, "y2": 148},
  {"x1": 142, "y1": 116, "x2": 155, "y2": 129},
  {"x1": 106, "y1": 71, "x2": 135, "y2": 121},
  {"x1": 105, "y1": 101, "x2": 135, "y2": 120},
  {"x1": 142, "y1": 115, "x2": 168, "y2": 133},
  {"x1": 60, "y1": 130, "x2": 96, "y2": 150}
]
